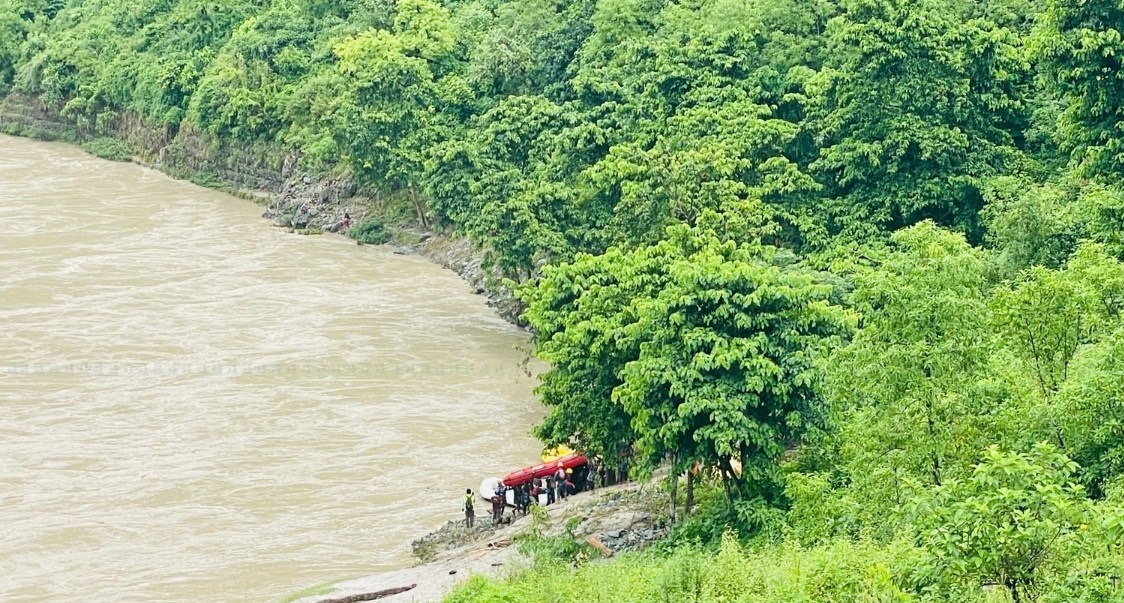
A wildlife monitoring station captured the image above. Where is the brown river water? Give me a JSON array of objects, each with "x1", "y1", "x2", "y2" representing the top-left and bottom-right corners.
[{"x1": 0, "y1": 134, "x2": 543, "y2": 603}]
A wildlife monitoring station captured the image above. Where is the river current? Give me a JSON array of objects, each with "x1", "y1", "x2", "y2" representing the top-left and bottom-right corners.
[{"x1": 0, "y1": 134, "x2": 543, "y2": 602}]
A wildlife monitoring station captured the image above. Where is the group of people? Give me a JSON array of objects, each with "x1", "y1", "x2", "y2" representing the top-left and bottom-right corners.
[{"x1": 462, "y1": 460, "x2": 608, "y2": 528}]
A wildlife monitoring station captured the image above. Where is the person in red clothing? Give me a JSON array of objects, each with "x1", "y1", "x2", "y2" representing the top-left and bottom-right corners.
[
  {"x1": 491, "y1": 493, "x2": 504, "y2": 523},
  {"x1": 554, "y1": 463, "x2": 568, "y2": 500}
]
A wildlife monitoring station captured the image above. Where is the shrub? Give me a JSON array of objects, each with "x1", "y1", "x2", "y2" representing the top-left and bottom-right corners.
[
  {"x1": 911, "y1": 444, "x2": 1089, "y2": 603},
  {"x1": 349, "y1": 217, "x2": 389, "y2": 245},
  {"x1": 81, "y1": 137, "x2": 133, "y2": 162}
]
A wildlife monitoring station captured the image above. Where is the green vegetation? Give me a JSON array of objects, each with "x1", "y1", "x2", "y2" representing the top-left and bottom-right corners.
[
  {"x1": 348, "y1": 216, "x2": 389, "y2": 245},
  {"x1": 81, "y1": 136, "x2": 133, "y2": 161},
  {"x1": 4, "y1": 0, "x2": 1124, "y2": 600},
  {"x1": 276, "y1": 582, "x2": 333, "y2": 603}
]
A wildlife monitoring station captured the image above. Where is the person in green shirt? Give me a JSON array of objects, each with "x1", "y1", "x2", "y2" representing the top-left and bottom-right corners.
[{"x1": 463, "y1": 488, "x2": 475, "y2": 528}]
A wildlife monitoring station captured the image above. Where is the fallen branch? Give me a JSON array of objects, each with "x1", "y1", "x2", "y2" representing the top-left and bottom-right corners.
[
  {"x1": 315, "y1": 584, "x2": 417, "y2": 603},
  {"x1": 585, "y1": 536, "x2": 614, "y2": 558}
]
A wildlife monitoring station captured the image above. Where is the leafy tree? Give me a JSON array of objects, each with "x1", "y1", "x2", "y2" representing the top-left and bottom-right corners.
[
  {"x1": 991, "y1": 245, "x2": 1123, "y2": 402},
  {"x1": 829, "y1": 222, "x2": 1001, "y2": 525},
  {"x1": 1077, "y1": 185, "x2": 1124, "y2": 259},
  {"x1": 981, "y1": 176, "x2": 1082, "y2": 274},
  {"x1": 393, "y1": 0, "x2": 455, "y2": 63},
  {"x1": 582, "y1": 86, "x2": 817, "y2": 248},
  {"x1": 187, "y1": 3, "x2": 321, "y2": 140},
  {"x1": 427, "y1": 94, "x2": 578, "y2": 278},
  {"x1": 615, "y1": 222, "x2": 848, "y2": 507},
  {"x1": 462, "y1": 0, "x2": 595, "y2": 99},
  {"x1": 808, "y1": 0, "x2": 1027, "y2": 239},
  {"x1": 914, "y1": 444, "x2": 1088, "y2": 603},
  {"x1": 520, "y1": 244, "x2": 655, "y2": 464},
  {"x1": 0, "y1": 0, "x2": 41, "y2": 93},
  {"x1": 524, "y1": 217, "x2": 847, "y2": 509},
  {"x1": 326, "y1": 0, "x2": 455, "y2": 225},
  {"x1": 1034, "y1": 0, "x2": 1124, "y2": 179},
  {"x1": 1066, "y1": 242, "x2": 1124, "y2": 320},
  {"x1": 1054, "y1": 327, "x2": 1124, "y2": 494}
]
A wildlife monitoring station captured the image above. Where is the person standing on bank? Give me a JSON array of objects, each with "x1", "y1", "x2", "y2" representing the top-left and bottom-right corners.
[
  {"x1": 553, "y1": 463, "x2": 567, "y2": 500},
  {"x1": 491, "y1": 492, "x2": 504, "y2": 523},
  {"x1": 463, "y1": 488, "x2": 475, "y2": 528},
  {"x1": 520, "y1": 483, "x2": 531, "y2": 514}
]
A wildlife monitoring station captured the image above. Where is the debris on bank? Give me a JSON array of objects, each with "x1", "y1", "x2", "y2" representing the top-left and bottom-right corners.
[{"x1": 313, "y1": 584, "x2": 417, "y2": 603}]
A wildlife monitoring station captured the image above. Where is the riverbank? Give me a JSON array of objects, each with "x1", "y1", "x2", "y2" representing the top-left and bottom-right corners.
[
  {"x1": 287, "y1": 480, "x2": 671, "y2": 603},
  {"x1": 0, "y1": 93, "x2": 523, "y2": 323}
]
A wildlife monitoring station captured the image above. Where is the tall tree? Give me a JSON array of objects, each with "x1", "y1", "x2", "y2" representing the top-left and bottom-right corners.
[
  {"x1": 830, "y1": 222, "x2": 999, "y2": 497},
  {"x1": 0, "y1": 0, "x2": 41, "y2": 93},
  {"x1": 520, "y1": 243, "x2": 662, "y2": 464},
  {"x1": 613, "y1": 221, "x2": 848, "y2": 507},
  {"x1": 523, "y1": 215, "x2": 847, "y2": 509},
  {"x1": 808, "y1": 0, "x2": 1027, "y2": 239},
  {"x1": 328, "y1": 0, "x2": 456, "y2": 226},
  {"x1": 1034, "y1": 0, "x2": 1124, "y2": 180},
  {"x1": 914, "y1": 444, "x2": 1088, "y2": 603},
  {"x1": 991, "y1": 244, "x2": 1123, "y2": 402}
]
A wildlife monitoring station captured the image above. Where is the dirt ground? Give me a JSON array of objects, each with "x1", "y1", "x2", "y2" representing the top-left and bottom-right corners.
[{"x1": 291, "y1": 480, "x2": 670, "y2": 603}]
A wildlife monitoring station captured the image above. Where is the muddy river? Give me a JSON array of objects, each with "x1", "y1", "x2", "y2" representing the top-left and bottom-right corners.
[{"x1": 0, "y1": 134, "x2": 543, "y2": 602}]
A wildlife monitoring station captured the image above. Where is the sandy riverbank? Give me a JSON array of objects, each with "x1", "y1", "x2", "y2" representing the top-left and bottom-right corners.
[{"x1": 289, "y1": 480, "x2": 671, "y2": 603}]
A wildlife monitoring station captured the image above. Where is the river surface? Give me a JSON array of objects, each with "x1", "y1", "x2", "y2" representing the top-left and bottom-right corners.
[{"x1": 0, "y1": 134, "x2": 544, "y2": 603}]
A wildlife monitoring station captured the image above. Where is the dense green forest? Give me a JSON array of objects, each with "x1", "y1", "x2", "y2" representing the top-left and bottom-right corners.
[{"x1": 3, "y1": 0, "x2": 1124, "y2": 600}]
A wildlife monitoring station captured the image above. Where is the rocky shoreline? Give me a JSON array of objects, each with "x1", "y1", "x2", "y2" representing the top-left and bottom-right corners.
[
  {"x1": 288, "y1": 480, "x2": 671, "y2": 603},
  {"x1": 0, "y1": 93, "x2": 523, "y2": 323},
  {"x1": 258, "y1": 178, "x2": 523, "y2": 323}
]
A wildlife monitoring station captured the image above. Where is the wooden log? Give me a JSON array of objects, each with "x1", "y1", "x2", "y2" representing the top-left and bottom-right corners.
[
  {"x1": 585, "y1": 536, "x2": 614, "y2": 558},
  {"x1": 315, "y1": 584, "x2": 417, "y2": 603}
]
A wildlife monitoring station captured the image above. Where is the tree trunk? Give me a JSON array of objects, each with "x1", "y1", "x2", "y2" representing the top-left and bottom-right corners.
[
  {"x1": 669, "y1": 471, "x2": 678, "y2": 525},
  {"x1": 1054, "y1": 425, "x2": 1066, "y2": 450},
  {"x1": 1006, "y1": 578, "x2": 1022, "y2": 603},
  {"x1": 720, "y1": 462, "x2": 735, "y2": 513},
  {"x1": 926, "y1": 401, "x2": 942, "y2": 487},
  {"x1": 316, "y1": 584, "x2": 417, "y2": 603},
  {"x1": 408, "y1": 187, "x2": 429, "y2": 228},
  {"x1": 921, "y1": 367, "x2": 942, "y2": 487},
  {"x1": 685, "y1": 467, "x2": 695, "y2": 516}
]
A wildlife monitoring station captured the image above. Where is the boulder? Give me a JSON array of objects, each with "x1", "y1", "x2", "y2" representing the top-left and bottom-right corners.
[{"x1": 291, "y1": 211, "x2": 311, "y2": 229}]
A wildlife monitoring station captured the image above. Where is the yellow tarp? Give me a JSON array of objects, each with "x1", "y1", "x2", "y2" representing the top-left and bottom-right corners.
[{"x1": 541, "y1": 444, "x2": 574, "y2": 463}]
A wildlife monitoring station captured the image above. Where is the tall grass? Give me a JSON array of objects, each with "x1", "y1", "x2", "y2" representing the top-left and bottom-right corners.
[{"x1": 443, "y1": 535, "x2": 965, "y2": 603}]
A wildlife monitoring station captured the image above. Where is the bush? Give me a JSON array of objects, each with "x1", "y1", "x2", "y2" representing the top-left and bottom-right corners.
[
  {"x1": 349, "y1": 217, "x2": 389, "y2": 245},
  {"x1": 515, "y1": 508, "x2": 593, "y2": 566},
  {"x1": 81, "y1": 137, "x2": 133, "y2": 162},
  {"x1": 912, "y1": 444, "x2": 1089, "y2": 603}
]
